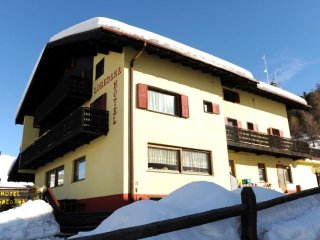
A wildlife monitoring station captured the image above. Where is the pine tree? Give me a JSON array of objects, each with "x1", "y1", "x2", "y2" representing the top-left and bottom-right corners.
[{"x1": 288, "y1": 85, "x2": 320, "y2": 141}]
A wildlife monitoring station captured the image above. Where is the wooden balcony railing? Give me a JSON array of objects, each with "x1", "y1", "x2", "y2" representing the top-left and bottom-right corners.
[
  {"x1": 34, "y1": 75, "x2": 92, "y2": 127},
  {"x1": 20, "y1": 107, "x2": 108, "y2": 169},
  {"x1": 226, "y1": 125, "x2": 310, "y2": 160},
  {"x1": 310, "y1": 148, "x2": 320, "y2": 160}
]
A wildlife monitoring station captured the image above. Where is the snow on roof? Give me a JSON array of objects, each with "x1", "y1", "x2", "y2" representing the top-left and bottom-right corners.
[
  {"x1": 50, "y1": 17, "x2": 255, "y2": 81},
  {"x1": 15, "y1": 47, "x2": 45, "y2": 119},
  {"x1": 257, "y1": 81, "x2": 308, "y2": 106},
  {"x1": 17, "y1": 17, "x2": 308, "y2": 119}
]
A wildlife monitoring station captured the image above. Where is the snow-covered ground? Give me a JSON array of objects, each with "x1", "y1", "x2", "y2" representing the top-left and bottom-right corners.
[
  {"x1": 71, "y1": 181, "x2": 320, "y2": 240},
  {"x1": 0, "y1": 200, "x2": 60, "y2": 240},
  {"x1": 0, "y1": 181, "x2": 320, "y2": 239}
]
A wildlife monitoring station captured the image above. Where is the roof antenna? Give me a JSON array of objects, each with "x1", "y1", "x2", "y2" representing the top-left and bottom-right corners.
[
  {"x1": 270, "y1": 71, "x2": 279, "y2": 87},
  {"x1": 262, "y1": 55, "x2": 269, "y2": 84}
]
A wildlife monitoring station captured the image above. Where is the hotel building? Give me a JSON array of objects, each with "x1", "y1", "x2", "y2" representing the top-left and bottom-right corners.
[{"x1": 8, "y1": 18, "x2": 320, "y2": 212}]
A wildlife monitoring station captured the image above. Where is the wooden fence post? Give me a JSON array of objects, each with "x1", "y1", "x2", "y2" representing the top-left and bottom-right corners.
[{"x1": 241, "y1": 187, "x2": 257, "y2": 240}]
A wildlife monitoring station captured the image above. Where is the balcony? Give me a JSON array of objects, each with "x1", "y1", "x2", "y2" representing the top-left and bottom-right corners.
[
  {"x1": 310, "y1": 148, "x2": 320, "y2": 160},
  {"x1": 226, "y1": 125, "x2": 310, "y2": 160},
  {"x1": 34, "y1": 75, "x2": 92, "y2": 128},
  {"x1": 20, "y1": 107, "x2": 108, "y2": 169}
]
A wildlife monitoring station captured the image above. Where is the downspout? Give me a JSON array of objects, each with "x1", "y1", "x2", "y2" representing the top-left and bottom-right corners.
[{"x1": 129, "y1": 42, "x2": 147, "y2": 202}]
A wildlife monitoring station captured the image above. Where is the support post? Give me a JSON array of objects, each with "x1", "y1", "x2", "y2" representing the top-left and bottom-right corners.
[{"x1": 241, "y1": 187, "x2": 257, "y2": 240}]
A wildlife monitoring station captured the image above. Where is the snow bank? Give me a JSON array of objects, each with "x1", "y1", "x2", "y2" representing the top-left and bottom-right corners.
[
  {"x1": 258, "y1": 194, "x2": 320, "y2": 240},
  {"x1": 233, "y1": 186, "x2": 284, "y2": 203},
  {"x1": 71, "y1": 181, "x2": 242, "y2": 239},
  {"x1": 70, "y1": 181, "x2": 320, "y2": 240},
  {"x1": 0, "y1": 200, "x2": 60, "y2": 240},
  {"x1": 1, "y1": 181, "x2": 318, "y2": 239}
]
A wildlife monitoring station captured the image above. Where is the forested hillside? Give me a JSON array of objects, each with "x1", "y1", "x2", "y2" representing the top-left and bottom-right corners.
[{"x1": 288, "y1": 84, "x2": 320, "y2": 142}]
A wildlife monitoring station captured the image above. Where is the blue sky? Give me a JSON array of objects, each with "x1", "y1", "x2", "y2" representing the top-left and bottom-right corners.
[{"x1": 1, "y1": 1, "x2": 319, "y2": 156}]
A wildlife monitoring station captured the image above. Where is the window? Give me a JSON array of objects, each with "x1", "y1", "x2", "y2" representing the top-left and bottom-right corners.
[
  {"x1": 223, "y1": 89, "x2": 240, "y2": 103},
  {"x1": 226, "y1": 118, "x2": 241, "y2": 128},
  {"x1": 148, "y1": 146, "x2": 179, "y2": 171},
  {"x1": 148, "y1": 90, "x2": 177, "y2": 115},
  {"x1": 148, "y1": 144, "x2": 211, "y2": 174},
  {"x1": 258, "y1": 163, "x2": 267, "y2": 182},
  {"x1": 203, "y1": 101, "x2": 213, "y2": 113},
  {"x1": 247, "y1": 122, "x2": 254, "y2": 131},
  {"x1": 137, "y1": 84, "x2": 189, "y2": 118},
  {"x1": 46, "y1": 166, "x2": 64, "y2": 188},
  {"x1": 247, "y1": 122, "x2": 258, "y2": 132},
  {"x1": 227, "y1": 118, "x2": 237, "y2": 127},
  {"x1": 74, "y1": 157, "x2": 86, "y2": 182},
  {"x1": 268, "y1": 128, "x2": 283, "y2": 137},
  {"x1": 95, "y1": 58, "x2": 104, "y2": 80},
  {"x1": 203, "y1": 101, "x2": 220, "y2": 114},
  {"x1": 284, "y1": 166, "x2": 293, "y2": 183}
]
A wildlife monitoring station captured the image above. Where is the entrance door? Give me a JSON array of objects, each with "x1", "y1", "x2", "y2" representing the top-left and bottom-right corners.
[
  {"x1": 229, "y1": 160, "x2": 236, "y2": 177},
  {"x1": 276, "y1": 164, "x2": 292, "y2": 192}
]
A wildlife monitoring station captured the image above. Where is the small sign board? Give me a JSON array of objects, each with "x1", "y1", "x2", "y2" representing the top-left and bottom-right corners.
[{"x1": 0, "y1": 187, "x2": 36, "y2": 211}]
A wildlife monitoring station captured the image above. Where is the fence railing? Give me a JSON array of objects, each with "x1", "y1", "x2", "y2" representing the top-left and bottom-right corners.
[{"x1": 71, "y1": 186, "x2": 320, "y2": 240}]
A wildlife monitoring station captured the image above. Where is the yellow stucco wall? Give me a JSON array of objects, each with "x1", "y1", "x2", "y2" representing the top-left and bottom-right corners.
[
  {"x1": 20, "y1": 116, "x2": 39, "y2": 152},
  {"x1": 291, "y1": 160, "x2": 320, "y2": 190},
  {"x1": 223, "y1": 87, "x2": 290, "y2": 137},
  {"x1": 26, "y1": 46, "x2": 317, "y2": 202},
  {"x1": 126, "y1": 48, "x2": 231, "y2": 195},
  {"x1": 228, "y1": 151, "x2": 319, "y2": 191},
  {"x1": 35, "y1": 52, "x2": 127, "y2": 200}
]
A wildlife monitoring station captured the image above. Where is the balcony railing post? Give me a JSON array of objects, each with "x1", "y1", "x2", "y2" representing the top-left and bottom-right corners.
[{"x1": 241, "y1": 187, "x2": 257, "y2": 240}]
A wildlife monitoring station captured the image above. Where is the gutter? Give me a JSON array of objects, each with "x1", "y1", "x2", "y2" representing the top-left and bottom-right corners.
[{"x1": 129, "y1": 42, "x2": 147, "y2": 202}]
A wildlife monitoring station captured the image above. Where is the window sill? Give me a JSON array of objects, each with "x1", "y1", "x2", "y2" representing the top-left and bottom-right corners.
[
  {"x1": 72, "y1": 178, "x2": 85, "y2": 183},
  {"x1": 47, "y1": 185, "x2": 64, "y2": 189}
]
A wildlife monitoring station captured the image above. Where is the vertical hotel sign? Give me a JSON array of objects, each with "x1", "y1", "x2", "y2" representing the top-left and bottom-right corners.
[{"x1": 94, "y1": 66, "x2": 122, "y2": 125}]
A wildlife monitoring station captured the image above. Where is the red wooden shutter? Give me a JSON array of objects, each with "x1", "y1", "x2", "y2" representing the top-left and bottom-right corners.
[
  {"x1": 181, "y1": 95, "x2": 189, "y2": 118},
  {"x1": 267, "y1": 128, "x2": 272, "y2": 135},
  {"x1": 137, "y1": 84, "x2": 148, "y2": 109},
  {"x1": 253, "y1": 124, "x2": 259, "y2": 132},
  {"x1": 212, "y1": 103, "x2": 220, "y2": 115},
  {"x1": 237, "y1": 120, "x2": 242, "y2": 128},
  {"x1": 279, "y1": 130, "x2": 284, "y2": 137},
  {"x1": 225, "y1": 118, "x2": 229, "y2": 125}
]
